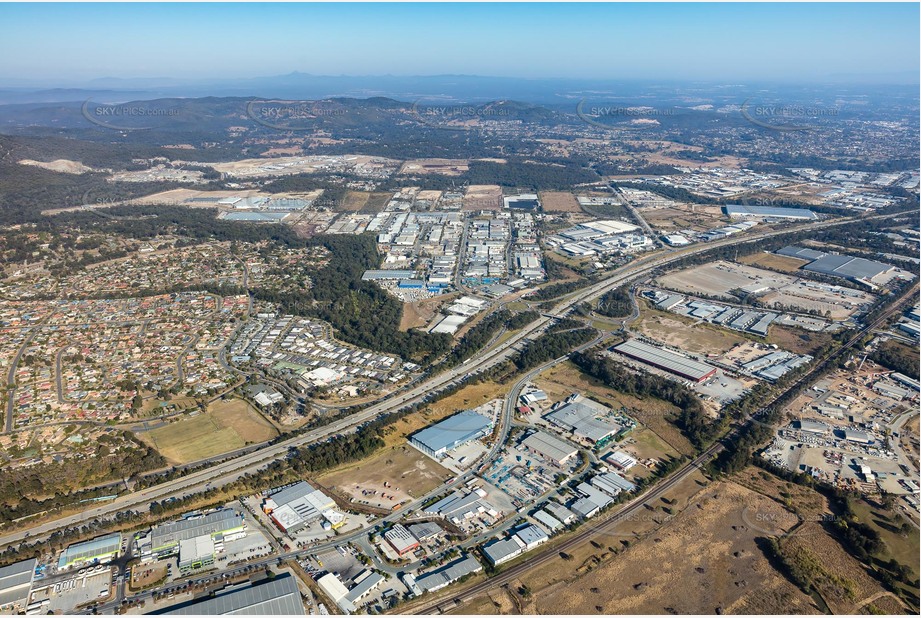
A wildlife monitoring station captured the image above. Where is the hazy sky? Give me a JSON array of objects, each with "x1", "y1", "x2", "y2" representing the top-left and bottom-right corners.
[{"x1": 1, "y1": 2, "x2": 918, "y2": 83}]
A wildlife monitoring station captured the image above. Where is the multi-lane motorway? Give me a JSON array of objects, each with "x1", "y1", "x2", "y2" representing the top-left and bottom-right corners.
[{"x1": 0, "y1": 211, "x2": 896, "y2": 552}]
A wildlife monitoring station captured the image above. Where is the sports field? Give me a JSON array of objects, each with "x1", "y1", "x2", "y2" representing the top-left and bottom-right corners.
[{"x1": 137, "y1": 398, "x2": 278, "y2": 464}]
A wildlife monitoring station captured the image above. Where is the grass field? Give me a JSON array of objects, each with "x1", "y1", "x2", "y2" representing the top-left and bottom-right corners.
[
  {"x1": 738, "y1": 251, "x2": 810, "y2": 274},
  {"x1": 767, "y1": 325, "x2": 836, "y2": 356},
  {"x1": 137, "y1": 398, "x2": 278, "y2": 464},
  {"x1": 632, "y1": 301, "x2": 747, "y2": 355},
  {"x1": 339, "y1": 190, "x2": 391, "y2": 213}
]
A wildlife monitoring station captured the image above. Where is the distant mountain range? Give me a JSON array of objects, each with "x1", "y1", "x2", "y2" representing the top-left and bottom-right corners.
[{"x1": 1, "y1": 72, "x2": 916, "y2": 107}]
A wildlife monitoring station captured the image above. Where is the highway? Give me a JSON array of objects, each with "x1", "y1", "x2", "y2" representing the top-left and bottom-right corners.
[{"x1": 0, "y1": 211, "x2": 896, "y2": 551}]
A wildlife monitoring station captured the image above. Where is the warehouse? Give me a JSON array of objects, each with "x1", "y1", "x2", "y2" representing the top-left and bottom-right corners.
[
  {"x1": 58, "y1": 533, "x2": 121, "y2": 571},
  {"x1": 384, "y1": 524, "x2": 420, "y2": 556},
  {"x1": 519, "y1": 430, "x2": 578, "y2": 466},
  {"x1": 532, "y1": 509, "x2": 563, "y2": 532},
  {"x1": 155, "y1": 573, "x2": 304, "y2": 615},
  {"x1": 0, "y1": 558, "x2": 36, "y2": 613},
  {"x1": 263, "y1": 482, "x2": 342, "y2": 533},
  {"x1": 777, "y1": 245, "x2": 828, "y2": 261},
  {"x1": 513, "y1": 524, "x2": 549, "y2": 550},
  {"x1": 147, "y1": 509, "x2": 246, "y2": 558},
  {"x1": 482, "y1": 536, "x2": 525, "y2": 566},
  {"x1": 803, "y1": 254, "x2": 897, "y2": 284},
  {"x1": 415, "y1": 556, "x2": 483, "y2": 593},
  {"x1": 407, "y1": 521, "x2": 444, "y2": 542},
  {"x1": 613, "y1": 339, "x2": 717, "y2": 383},
  {"x1": 591, "y1": 472, "x2": 637, "y2": 497},
  {"x1": 606, "y1": 450, "x2": 637, "y2": 471},
  {"x1": 423, "y1": 488, "x2": 500, "y2": 524},
  {"x1": 544, "y1": 395, "x2": 620, "y2": 446},
  {"x1": 723, "y1": 204, "x2": 818, "y2": 220},
  {"x1": 361, "y1": 270, "x2": 417, "y2": 281},
  {"x1": 543, "y1": 501, "x2": 576, "y2": 525},
  {"x1": 410, "y1": 410, "x2": 494, "y2": 458},
  {"x1": 178, "y1": 535, "x2": 216, "y2": 573}
]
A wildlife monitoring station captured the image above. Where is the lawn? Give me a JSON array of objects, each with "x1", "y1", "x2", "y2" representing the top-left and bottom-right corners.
[{"x1": 136, "y1": 398, "x2": 278, "y2": 464}]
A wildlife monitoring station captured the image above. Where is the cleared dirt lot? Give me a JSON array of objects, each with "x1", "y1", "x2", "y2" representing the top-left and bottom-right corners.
[
  {"x1": 633, "y1": 302, "x2": 748, "y2": 355},
  {"x1": 136, "y1": 398, "x2": 278, "y2": 464},
  {"x1": 399, "y1": 158, "x2": 469, "y2": 176},
  {"x1": 464, "y1": 185, "x2": 502, "y2": 211},
  {"x1": 516, "y1": 478, "x2": 820, "y2": 615},
  {"x1": 738, "y1": 251, "x2": 811, "y2": 274},
  {"x1": 399, "y1": 294, "x2": 456, "y2": 331},
  {"x1": 539, "y1": 191, "x2": 581, "y2": 213},
  {"x1": 319, "y1": 445, "x2": 452, "y2": 509},
  {"x1": 642, "y1": 204, "x2": 726, "y2": 232}
]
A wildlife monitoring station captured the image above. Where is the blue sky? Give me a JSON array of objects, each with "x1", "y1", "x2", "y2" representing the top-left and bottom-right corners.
[{"x1": 1, "y1": 2, "x2": 918, "y2": 83}]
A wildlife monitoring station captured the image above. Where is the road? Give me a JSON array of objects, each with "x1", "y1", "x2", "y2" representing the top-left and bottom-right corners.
[
  {"x1": 401, "y1": 277, "x2": 920, "y2": 615},
  {"x1": 0, "y1": 211, "x2": 896, "y2": 550}
]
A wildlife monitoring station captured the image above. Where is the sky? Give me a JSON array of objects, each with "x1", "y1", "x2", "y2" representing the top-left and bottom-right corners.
[{"x1": 0, "y1": 2, "x2": 918, "y2": 84}]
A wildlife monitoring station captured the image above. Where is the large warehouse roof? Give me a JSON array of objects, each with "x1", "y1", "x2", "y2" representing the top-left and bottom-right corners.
[
  {"x1": 804, "y1": 254, "x2": 895, "y2": 282},
  {"x1": 0, "y1": 558, "x2": 36, "y2": 609},
  {"x1": 544, "y1": 395, "x2": 619, "y2": 444},
  {"x1": 410, "y1": 410, "x2": 493, "y2": 455},
  {"x1": 154, "y1": 574, "x2": 304, "y2": 615},
  {"x1": 266, "y1": 482, "x2": 337, "y2": 531},
  {"x1": 58, "y1": 533, "x2": 121, "y2": 569},
  {"x1": 723, "y1": 204, "x2": 817, "y2": 220},
  {"x1": 519, "y1": 431, "x2": 578, "y2": 464},
  {"x1": 151, "y1": 509, "x2": 244, "y2": 551},
  {"x1": 777, "y1": 245, "x2": 827, "y2": 261},
  {"x1": 613, "y1": 339, "x2": 716, "y2": 383}
]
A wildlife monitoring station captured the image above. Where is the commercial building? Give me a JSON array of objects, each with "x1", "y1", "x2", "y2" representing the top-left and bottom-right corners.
[
  {"x1": 409, "y1": 410, "x2": 494, "y2": 458},
  {"x1": 533, "y1": 509, "x2": 563, "y2": 532},
  {"x1": 606, "y1": 450, "x2": 637, "y2": 471},
  {"x1": 543, "y1": 395, "x2": 620, "y2": 446},
  {"x1": 591, "y1": 472, "x2": 636, "y2": 497},
  {"x1": 263, "y1": 482, "x2": 343, "y2": 533},
  {"x1": 361, "y1": 270, "x2": 417, "y2": 281},
  {"x1": 58, "y1": 533, "x2": 121, "y2": 571},
  {"x1": 154, "y1": 573, "x2": 304, "y2": 615},
  {"x1": 384, "y1": 524, "x2": 420, "y2": 556},
  {"x1": 178, "y1": 535, "x2": 216, "y2": 573},
  {"x1": 843, "y1": 429, "x2": 873, "y2": 444},
  {"x1": 147, "y1": 509, "x2": 246, "y2": 559},
  {"x1": 544, "y1": 501, "x2": 576, "y2": 525},
  {"x1": 613, "y1": 339, "x2": 717, "y2": 383},
  {"x1": 407, "y1": 522, "x2": 444, "y2": 542},
  {"x1": 513, "y1": 524, "x2": 549, "y2": 550},
  {"x1": 424, "y1": 488, "x2": 500, "y2": 524},
  {"x1": 0, "y1": 558, "x2": 36, "y2": 613},
  {"x1": 414, "y1": 555, "x2": 483, "y2": 593},
  {"x1": 481, "y1": 536, "x2": 525, "y2": 566},
  {"x1": 723, "y1": 204, "x2": 818, "y2": 220},
  {"x1": 519, "y1": 430, "x2": 578, "y2": 466}
]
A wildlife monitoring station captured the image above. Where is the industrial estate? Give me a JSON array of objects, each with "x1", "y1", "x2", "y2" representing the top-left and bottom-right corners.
[{"x1": 0, "y1": 7, "x2": 919, "y2": 617}]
